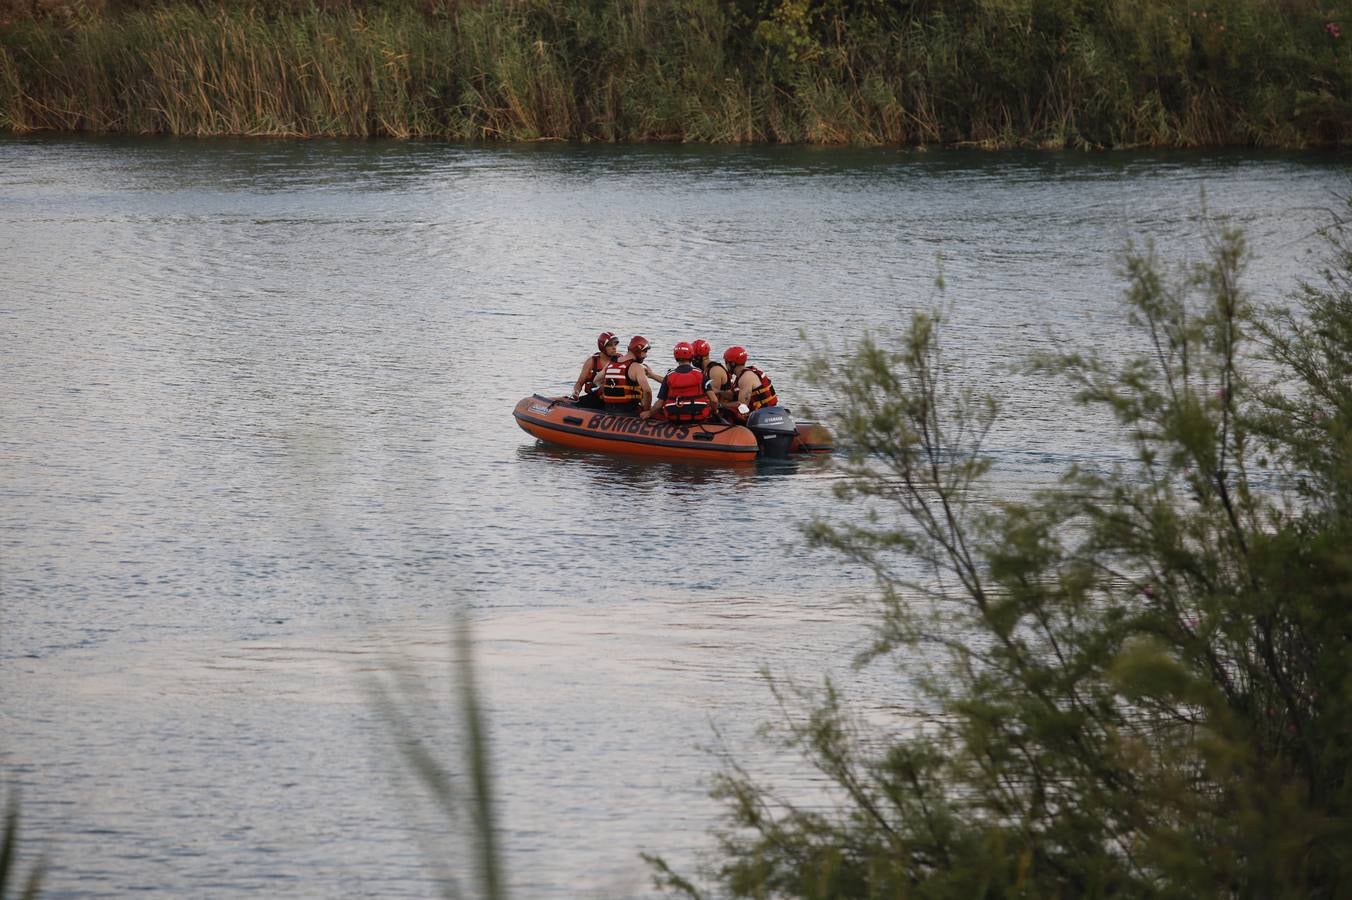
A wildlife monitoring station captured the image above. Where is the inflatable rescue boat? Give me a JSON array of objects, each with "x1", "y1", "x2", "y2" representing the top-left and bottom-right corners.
[{"x1": 513, "y1": 395, "x2": 831, "y2": 464}]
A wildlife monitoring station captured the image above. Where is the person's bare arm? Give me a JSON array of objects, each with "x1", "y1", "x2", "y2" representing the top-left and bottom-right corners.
[
  {"x1": 634, "y1": 363, "x2": 654, "y2": 409},
  {"x1": 641, "y1": 378, "x2": 659, "y2": 419},
  {"x1": 718, "y1": 372, "x2": 748, "y2": 416},
  {"x1": 571, "y1": 357, "x2": 594, "y2": 398},
  {"x1": 737, "y1": 371, "x2": 757, "y2": 407},
  {"x1": 711, "y1": 369, "x2": 732, "y2": 402},
  {"x1": 700, "y1": 373, "x2": 719, "y2": 409}
]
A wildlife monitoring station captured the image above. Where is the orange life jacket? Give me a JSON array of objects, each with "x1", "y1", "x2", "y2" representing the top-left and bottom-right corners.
[
  {"x1": 740, "y1": 366, "x2": 778, "y2": 411},
  {"x1": 601, "y1": 358, "x2": 643, "y2": 406},
  {"x1": 661, "y1": 365, "x2": 712, "y2": 423}
]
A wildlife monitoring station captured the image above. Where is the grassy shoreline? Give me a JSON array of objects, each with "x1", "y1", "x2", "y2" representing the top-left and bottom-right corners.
[{"x1": 2, "y1": 0, "x2": 1348, "y2": 147}]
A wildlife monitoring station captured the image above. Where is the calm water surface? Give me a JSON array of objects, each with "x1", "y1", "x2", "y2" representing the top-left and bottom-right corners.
[{"x1": 1, "y1": 136, "x2": 1345, "y2": 897}]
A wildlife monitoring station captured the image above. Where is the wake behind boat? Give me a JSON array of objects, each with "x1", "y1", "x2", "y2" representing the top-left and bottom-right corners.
[{"x1": 513, "y1": 395, "x2": 831, "y2": 464}]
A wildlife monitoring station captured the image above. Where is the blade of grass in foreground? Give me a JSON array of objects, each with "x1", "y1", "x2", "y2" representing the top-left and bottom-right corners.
[
  {"x1": 368, "y1": 612, "x2": 505, "y2": 900},
  {"x1": 0, "y1": 792, "x2": 44, "y2": 900}
]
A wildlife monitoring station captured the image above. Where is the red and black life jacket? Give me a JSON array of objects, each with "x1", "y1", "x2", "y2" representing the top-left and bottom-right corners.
[
  {"x1": 661, "y1": 365, "x2": 712, "y2": 423},
  {"x1": 580, "y1": 351, "x2": 610, "y2": 396},
  {"x1": 740, "y1": 365, "x2": 778, "y2": 411},
  {"x1": 601, "y1": 358, "x2": 643, "y2": 406}
]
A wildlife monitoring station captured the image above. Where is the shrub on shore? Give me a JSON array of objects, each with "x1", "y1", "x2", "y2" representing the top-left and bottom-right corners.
[
  {"x1": 1, "y1": 0, "x2": 1348, "y2": 146},
  {"x1": 647, "y1": 203, "x2": 1352, "y2": 896}
]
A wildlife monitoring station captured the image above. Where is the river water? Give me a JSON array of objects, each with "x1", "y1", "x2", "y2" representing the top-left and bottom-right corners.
[{"x1": 1, "y1": 136, "x2": 1344, "y2": 897}]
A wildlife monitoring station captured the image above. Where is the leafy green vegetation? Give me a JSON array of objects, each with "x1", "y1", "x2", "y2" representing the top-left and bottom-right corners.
[
  {"x1": 648, "y1": 202, "x2": 1352, "y2": 896},
  {"x1": 1, "y1": 0, "x2": 1347, "y2": 145}
]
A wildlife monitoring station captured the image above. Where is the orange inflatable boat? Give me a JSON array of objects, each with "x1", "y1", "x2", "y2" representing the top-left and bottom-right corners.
[{"x1": 513, "y1": 395, "x2": 832, "y2": 464}]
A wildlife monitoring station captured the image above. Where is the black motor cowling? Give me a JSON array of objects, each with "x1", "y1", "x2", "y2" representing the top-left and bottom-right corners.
[{"x1": 746, "y1": 406, "x2": 797, "y2": 458}]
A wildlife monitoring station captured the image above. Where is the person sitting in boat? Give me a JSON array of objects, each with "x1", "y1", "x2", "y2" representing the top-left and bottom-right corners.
[
  {"x1": 571, "y1": 331, "x2": 620, "y2": 408},
  {"x1": 690, "y1": 338, "x2": 731, "y2": 403},
  {"x1": 719, "y1": 345, "x2": 778, "y2": 424},
  {"x1": 641, "y1": 342, "x2": 717, "y2": 423},
  {"x1": 595, "y1": 335, "x2": 655, "y2": 415}
]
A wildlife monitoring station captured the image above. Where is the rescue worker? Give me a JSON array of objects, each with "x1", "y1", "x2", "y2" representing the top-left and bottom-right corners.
[
  {"x1": 641, "y1": 342, "x2": 717, "y2": 422},
  {"x1": 571, "y1": 331, "x2": 621, "y2": 408},
  {"x1": 595, "y1": 335, "x2": 655, "y2": 414},
  {"x1": 690, "y1": 338, "x2": 731, "y2": 402},
  {"x1": 720, "y1": 345, "x2": 778, "y2": 424}
]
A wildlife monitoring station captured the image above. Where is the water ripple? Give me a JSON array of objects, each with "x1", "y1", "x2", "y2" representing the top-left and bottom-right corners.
[{"x1": 1, "y1": 134, "x2": 1343, "y2": 898}]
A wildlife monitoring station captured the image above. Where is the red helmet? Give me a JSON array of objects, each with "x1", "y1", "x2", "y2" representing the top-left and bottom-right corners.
[
  {"x1": 628, "y1": 335, "x2": 651, "y2": 354},
  {"x1": 673, "y1": 341, "x2": 694, "y2": 362},
  {"x1": 723, "y1": 345, "x2": 748, "y2": 367},
  {"x1": 691, "y1": 338, "x2": 711, "y2": 359},
  {"x1": 597, "y1": 331, "x2": 619, "y2": 351}
]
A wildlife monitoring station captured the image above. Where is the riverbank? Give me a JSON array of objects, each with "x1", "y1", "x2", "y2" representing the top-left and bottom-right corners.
[{"x1": 2, "y1": 0, "x2": 1348, "y2": 147}]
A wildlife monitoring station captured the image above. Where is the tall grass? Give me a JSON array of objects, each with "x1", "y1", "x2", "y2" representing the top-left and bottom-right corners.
[
  {"x1": 0, "y1": 793, "x2": 43, "y2": 900},
  {"x1": 368, "y1": 614, "x2": 505, "y2": 900},
  {"x1": 1, "y1": 0, "x2": 1348, "y2": 146}
]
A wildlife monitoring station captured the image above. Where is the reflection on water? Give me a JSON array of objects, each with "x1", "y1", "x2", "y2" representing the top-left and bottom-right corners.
[
  {"x1": 515, "y1": 442, "x2": 808, "y2": 487},
  {"x1": 0, "y1": 134, "x2": 1344, "y2": 898}
]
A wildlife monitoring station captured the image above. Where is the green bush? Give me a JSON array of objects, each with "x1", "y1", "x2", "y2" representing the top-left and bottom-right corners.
[{"x1": 650, "y1": 202, "x2": 1352, "y2": 896}]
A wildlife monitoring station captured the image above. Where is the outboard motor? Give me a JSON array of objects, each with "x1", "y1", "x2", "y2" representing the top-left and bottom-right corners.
[{"x1": 746, "y1": 406, "x2": 797, "y2": 459}]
